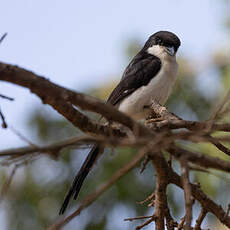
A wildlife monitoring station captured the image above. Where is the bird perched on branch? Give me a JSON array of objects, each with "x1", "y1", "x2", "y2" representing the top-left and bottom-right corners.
[{"x1": 59, "y1": 31, "x2": 181, "y2": 214}]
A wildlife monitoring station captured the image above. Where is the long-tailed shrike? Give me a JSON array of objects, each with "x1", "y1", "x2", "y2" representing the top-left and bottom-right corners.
[{"x1": 59, "y1": 31, "x2": 181, "y2": 214}]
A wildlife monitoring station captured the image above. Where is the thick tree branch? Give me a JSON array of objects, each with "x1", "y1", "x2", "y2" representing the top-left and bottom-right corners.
[
  {"x1": 151, "y1": 154, "x2": 170, "y2": 230},
  {"x1": 0, "y1": 62, "x2": 151, "y2": 136}
]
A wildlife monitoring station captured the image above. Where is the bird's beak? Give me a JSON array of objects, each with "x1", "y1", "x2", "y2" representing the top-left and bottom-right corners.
[{"x1": 165, "y1": 46, "x2": 175, "y2": 56}]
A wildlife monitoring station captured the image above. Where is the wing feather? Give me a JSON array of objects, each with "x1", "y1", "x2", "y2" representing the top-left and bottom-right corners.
[{"x1": 107, "y1": 53, "x2": 161, "y2": 106}]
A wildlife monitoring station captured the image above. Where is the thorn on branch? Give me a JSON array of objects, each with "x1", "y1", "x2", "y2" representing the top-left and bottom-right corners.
[
  {"x1": 135, "y1": 215, "x2": 157, "y2": 230},
  {"x1": 140, "y1": 154, "x2": 151, "y2": 173},
  {"x1": 0, "y1": 93, "x2": 14, "y2": 101},
  {"x1": 177, "y1": 216, "x2": 185, "y2": 230},
  {"x1": 224, "y1": 203, "x2": 230, "y2": 219},
  {"x1": 124, "y1": 215, "x2": 153, "y2": 222},
  {"x1": 10, "y1": 126, "x2": 37, "y2": 147},
  {"x1": 137, "y1": 192, "x2": 155, "y2": 206},
  {"x1": 0, "y1": 108, "x2": 7, "y2": 128},
  {"x1": 168, "y1": 154, "x2": 172, "y2": 168},
  {"x1": 0, "y1": 33, "x2": 7, "y2": 45}
]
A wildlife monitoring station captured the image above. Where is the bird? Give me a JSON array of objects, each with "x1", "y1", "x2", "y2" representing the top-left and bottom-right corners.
[{"x1": 59, "y1": 31, "x2": 181, "y2": 214}]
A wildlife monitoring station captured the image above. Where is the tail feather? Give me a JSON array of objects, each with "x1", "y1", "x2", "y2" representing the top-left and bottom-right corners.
[{"x1": 59, "y1": 144, "x2": 101, "y2": 215}]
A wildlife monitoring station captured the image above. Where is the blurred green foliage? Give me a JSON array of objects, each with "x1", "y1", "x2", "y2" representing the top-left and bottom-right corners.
[{"x1": 2, "y1": 9, "x2": 230, "y2": 230}]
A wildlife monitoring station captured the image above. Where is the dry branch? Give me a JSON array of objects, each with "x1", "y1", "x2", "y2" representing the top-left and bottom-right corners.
[
  {"x1": 152, "y1": 154, "x2": 171, "y2": 230},
  {"x1": 0, "y1": 62, "x2": 151, "y2": 137},
  {"x1": 46, "y1": 148, "x2": 147, "y2": 230},
  {"x1": 1, "y1": 62, "x2": 230, "y2": 229},
  {"x1": 194, "y1": 208, "x2": 207, "y2": 230},
  {"x1": 180, "y1": 157, "x2": 193, "y2": 230}
]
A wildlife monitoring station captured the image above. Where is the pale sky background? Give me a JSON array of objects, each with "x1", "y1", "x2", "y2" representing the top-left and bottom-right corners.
[
  {"x1": 0, "y1": 0, "x2": 226, "y2": 149},
  {"x1": 0, "y1": 1, "x2": 228, "y2": 149},
  {"x1": 0, "y1": 1, "x2": 229, "y2": 229},
  {"x1": 0, "y1": 0, "x2": 229, "y2": 150}
]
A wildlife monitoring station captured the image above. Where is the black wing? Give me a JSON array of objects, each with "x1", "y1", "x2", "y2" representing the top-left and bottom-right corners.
[{"x1": 107, "y1": 52, "x2": 161, "y2": 106}]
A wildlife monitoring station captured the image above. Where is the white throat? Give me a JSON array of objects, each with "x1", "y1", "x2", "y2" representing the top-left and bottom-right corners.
[
  {"x1": 147, "y1": 45, "x2": 165, "y2": 58},
  {"x1": 118, "y1": 45, "x2": 178, "y2": 120}
]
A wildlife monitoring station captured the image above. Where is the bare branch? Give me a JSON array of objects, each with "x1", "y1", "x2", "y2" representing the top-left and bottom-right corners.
[
  {"x1": 137, "y1": 192, "x2": 155, "y2": 205},
  {"x1": 2, "y1": 61, "x2": 230, "y2": 229},
  {"x1": 10, "y1": 126, "x2": 37, "y2": 147},
  {"x1": 169, "y1": 145, "x2": 230, "y2": 173},
  {"x1": 124, "y1": 215, "x2": 153, "y2": 222},
  {"x1": 135, "y1": 216, "x2": 156, "y2": 230},
  {"x1": 0, "y1": 62, "x2": 151, "y2": 136},
  {"x1": 147, "y1": 101, "x2": 230, "y2": 133},
  {"x1": 0, "y1": 165, "x2": 18, "y2": 200},
  {"x1": 46, "y1": 148, "x2": 147, "y2": 230},
  {"x1": 151, "y1": 154, "x2": 170, "y2": 230},
  {"x1": 0, "y1": 136, "x2": 94, "y2": 157},
  {"x1": 170, "y1": 169, "x2": 230, "y2": 227},
  {"x1": 194, "y1": 209, "x2": 207, "y2": 230},
  {"x1": 180, "y1": 157, "x2": 193, "y2": 230},
  {"x1": 208, "y1": 136, "x2": 230, "y2": 156},
  {"x1": 177, "y1": 216, "x2": 185, "y2": 230}
]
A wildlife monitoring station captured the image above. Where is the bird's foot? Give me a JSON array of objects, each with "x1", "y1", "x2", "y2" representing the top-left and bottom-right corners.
[{"x1": 145, "y1": 117, "x2": 164, "y2": 124}]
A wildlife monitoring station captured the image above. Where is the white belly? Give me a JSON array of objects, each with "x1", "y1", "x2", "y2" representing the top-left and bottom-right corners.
[{"x1": 118, "y1": 59, "x2": 178, "y2": 119}]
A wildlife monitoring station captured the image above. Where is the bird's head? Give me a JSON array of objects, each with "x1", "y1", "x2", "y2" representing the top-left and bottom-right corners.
[{"x1": 143, "y1": 31, "x2": 181, "y2": 58}]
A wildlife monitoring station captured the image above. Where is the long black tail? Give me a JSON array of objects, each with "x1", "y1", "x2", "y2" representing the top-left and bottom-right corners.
[{"x1": 59, "y1": 144, "x2": 102, "y2": 215}]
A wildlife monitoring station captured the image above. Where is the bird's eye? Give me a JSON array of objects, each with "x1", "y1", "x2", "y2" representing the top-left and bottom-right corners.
[{"x1": 157, "y1": 38, "x2": 162, "y2": 45}]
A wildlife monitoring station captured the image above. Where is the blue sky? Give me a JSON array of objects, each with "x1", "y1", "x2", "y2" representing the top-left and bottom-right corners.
[{"x1": 0, "y1": 0, "x2": 228, "y2": 147}]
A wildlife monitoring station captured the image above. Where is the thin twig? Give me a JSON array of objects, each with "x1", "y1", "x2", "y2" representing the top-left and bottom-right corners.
[
  {"x1": 140, "y1": 155, "x2": 151, "y2": 173},
  {"x1": 194, "y1": 209, "x2": 207, "y2": 230},
  {"x1": 209, "y1": 90, "x2": 230, "y2": 122},
  {"x1": 124, "y1": 215, "x2": 153, "y2": 221},
  {"x1": 177, "y1": 216, "x2": 185, "y2": 230},
  {"x1": 137, "y1": 192, "x2": 155, "y2": 205},
  {"x1": 209, "y1": 136, "x2": 230, "y2": 156},
  {"x1": 0, "y1": 165, "x2": 18, "y2": 201},
  {"x1": 0, "y1": 93, "x2": 14, "y2": 101},
  {"x1": 180, "y1": 157, "x2": 193, "y2": 230},
  {"x1": 170, "y1": 169, "x2": 230, "y2": 227},
  {"x1": 224, "y1": 204, "x2": 230, "y2": 219},
  {"x1": 0, "y1": 108, "x2": 7, "y2": 128},
  {"x1": 10, "y1": 126, "x2": 37, "y2": 147},
  {"x1": 135, "y1": 216, "x2": 156, "y2": 230},
  {"x1": 0, "y1": 33, "x2": 7, "y2": 45},
  {"x1": 46, "y1": 148, "x2": 147, "y2": 230}
]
